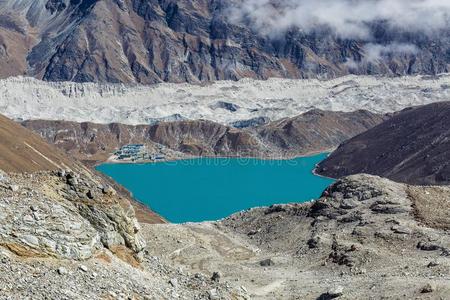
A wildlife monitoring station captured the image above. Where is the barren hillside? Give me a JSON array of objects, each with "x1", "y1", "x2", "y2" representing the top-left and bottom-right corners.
[
  {"x1": 22, "y1": 109, "x2": 388, "y2": 163},
  {"x1": 317, "y1": 102, "x2": 450, "y2": 185},
  {"x1": 0, "y1": 113, "x2": 75, "y2": 172}
]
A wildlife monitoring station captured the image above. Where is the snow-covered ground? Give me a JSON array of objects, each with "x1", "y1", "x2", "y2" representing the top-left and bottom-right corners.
[{"x1": 1, "y1": 75, "x2": 450, "y2": 125}]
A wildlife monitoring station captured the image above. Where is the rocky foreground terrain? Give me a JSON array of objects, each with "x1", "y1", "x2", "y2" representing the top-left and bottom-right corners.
[
  {"x1": 317, "y1": 102, "x2": 450, "y2": 186},
  {"x1": 22, "y1": 109, "x2": 387, "y2": 163},
  {"x1": 0, "y1": 169, "x2": 237, "y2": 299},
  {"x1": 1, "y1": 170, "x2": 450, "y2": 299}
]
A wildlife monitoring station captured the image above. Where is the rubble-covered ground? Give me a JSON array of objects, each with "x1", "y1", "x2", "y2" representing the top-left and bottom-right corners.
[
  {"x1": 0, "y1": 172, "x2": 449, "y2": 299},
  {"x1": 0, "y1": 170, "x2": 238, "y2": 299}
]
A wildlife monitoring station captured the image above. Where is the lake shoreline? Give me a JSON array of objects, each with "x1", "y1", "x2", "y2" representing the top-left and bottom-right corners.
[
  {"x1": 98, "y1": 148, "x2": 336, "y2": 167},
  {"x1": 96, "y1": 154, "x2": 334, "y2": 223}
]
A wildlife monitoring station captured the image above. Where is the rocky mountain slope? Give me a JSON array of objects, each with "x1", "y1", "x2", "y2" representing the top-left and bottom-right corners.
[
  {"x1": 316, "y1": 102, "x2": 450, "y2": 186},
  {"x1": 22, "y1": 109, "x2": 387, "y2": 163},
  {"x1": 0, "y1": 170, "x2": 239, "y2": 299},
  {"x1": 0, "y1": 0, "x2": 449, "y2": 84}
]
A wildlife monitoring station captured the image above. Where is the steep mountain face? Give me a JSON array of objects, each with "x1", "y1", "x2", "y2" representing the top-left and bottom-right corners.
[
  {"x1": 22, "y1": 109, "x2": 387, "y2": 162},
  {"x1": 316, "y1": 102, "x2": 450, "y2": 185},
  {"x1": 0, "y1": 0, "x2": 449, "y2": 83}
]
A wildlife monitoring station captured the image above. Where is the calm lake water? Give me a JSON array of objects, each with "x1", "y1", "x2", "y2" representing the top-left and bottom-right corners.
[{"x1": 96, "y1": 153, "x2": 333, "y2": 223}]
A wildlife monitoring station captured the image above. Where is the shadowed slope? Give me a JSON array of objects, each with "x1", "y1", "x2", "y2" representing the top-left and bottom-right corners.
[{"x1": 317, "y1": 102, "x2": 450, "y2": 185}]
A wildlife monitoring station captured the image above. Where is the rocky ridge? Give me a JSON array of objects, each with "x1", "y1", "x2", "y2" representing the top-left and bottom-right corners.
[
  {"x1": 0, "y1": 170, "x2": 145, "y2": 260},
  {"x1": 22, "y1": 109, "x2": 387, "y2": 163},
  {"x1": 133, "y1": 175, "x2": 450, "y2": 299}
]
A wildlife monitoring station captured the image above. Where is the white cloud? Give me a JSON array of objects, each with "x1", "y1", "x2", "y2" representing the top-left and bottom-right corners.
[
  {"x1": 363, "y1": 43, "x2": 419, "y2": 62},
  {"x1": 228, "y1": 0, "x2": 450, "y2": 39},
  {"x1": 343, "y1": 43, "x2": 418, "y2": 69}
]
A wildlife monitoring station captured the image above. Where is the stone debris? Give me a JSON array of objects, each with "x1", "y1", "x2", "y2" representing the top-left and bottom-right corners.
[
  {"x1": 79, "y1": 265, "x2": 88, "y2": 272},
  {"x1": 0, "y1": 169, "x2": 8, "y2": 182},
  {"x1": 259, "y1": 259, "x2": 274, "y2": 267},
  {"x1": 427, "y1": 261, "x2": 440, "y2": 268},
  {"x1": 0, "y1": 173, "x2": 450, "y2": 299},
  {"x1": 8, "y1": 184, "x2": 18, "y2": 192},
  {"x1": 421, "y1": 283, "x2": 436, "y2": 293},
  {"x1": 57, "y1": 267, "x2": 68, "y2": 275},
  {"x1": 169, "y1": 278, "x2": 178, "y2": 288},
  {"x1": 211, "y1": 271, "x2": 221, "y2": 282},
  {"x1": 102, "y1": 186, "x2": 116, "y2": 196},
  {"x1": 327, "y1": 285, "x2": 344, "y2": 298},
  {"x1": 207, "y1": 288, "x2": 219, "y2": 300}
]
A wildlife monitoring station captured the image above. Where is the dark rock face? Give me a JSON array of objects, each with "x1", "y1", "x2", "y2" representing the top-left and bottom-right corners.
[
  {"x1": 22, "y1": 109, "x2": 387, "y2": 162},
  {"x1": 316, "y1": 101, "x2": 450, "y2": 186},
  {"x1": 230, "y1": 117, "x2": 270, "y2": 129},
  {"x1": 0, "y1": 0, "x2": 450, "y2": 82},
  {"x1": 45, "y1": 0, "x2": 68, "y2": 14}
]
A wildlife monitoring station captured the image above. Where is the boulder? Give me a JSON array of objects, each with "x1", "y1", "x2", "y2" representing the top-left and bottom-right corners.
[
  {"x1": 57, "y1": 267, "x2": 68, "y2": 275},
  {"x1": 259, "y1": 258, "x2": 275, "y2": 267},
  {"x1": 102, "y1": 186, "x2": 116, "y2": 196},
  {"x1": 421, "y1": 283, "x2": 435, "y2": 293},
  {"x1": 211, "y1": 271, "x2": 221, "y2": 282}
]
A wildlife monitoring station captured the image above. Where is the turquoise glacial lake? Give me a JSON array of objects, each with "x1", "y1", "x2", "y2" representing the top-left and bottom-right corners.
[{"x1": 96, "y1": 153, "x2": 333, "y2": 223}]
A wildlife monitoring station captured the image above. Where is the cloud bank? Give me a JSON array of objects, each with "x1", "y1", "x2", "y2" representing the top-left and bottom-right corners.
[
  {"x1": 343, "y1": 43, "x2": 419, "y2": 68},
  {"x1": 228, "y1": 0, "x2": 450, "y2": 39}
]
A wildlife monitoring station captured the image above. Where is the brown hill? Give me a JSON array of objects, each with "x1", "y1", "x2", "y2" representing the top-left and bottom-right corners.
[
  {"x1": 22, "y1": 110, "x2": 388, "y2": 163},
  {"x1": 257, "y1": 109, "x2": 389, "y2": 155},
  {"x1": 316, "y1": 102, "x2": 450, "y2": 185},
  {"x1": 0, "y1": 114, "x2": 76, "y2": 173}
]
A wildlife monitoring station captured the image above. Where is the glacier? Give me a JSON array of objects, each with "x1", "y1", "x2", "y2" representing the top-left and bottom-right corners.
[{"x1": 1, "y1": 75, "x2": 450, "y2": 125}]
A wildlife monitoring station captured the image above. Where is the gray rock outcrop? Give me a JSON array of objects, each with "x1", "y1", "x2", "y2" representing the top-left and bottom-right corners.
[{"x1": 0, "y1": 171, "x2": 145, "y2": 260}]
